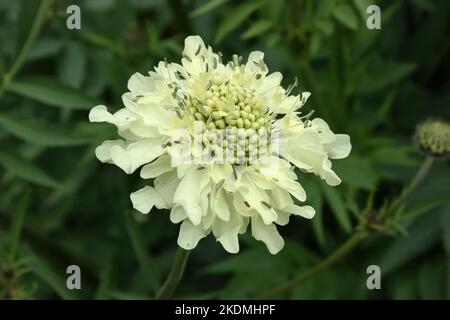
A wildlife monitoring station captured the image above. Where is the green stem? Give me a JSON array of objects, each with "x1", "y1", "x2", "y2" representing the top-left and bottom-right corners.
[
  {"x1": 155, "y1": 247, "x2": 190, "y2": 300},
  {"x1": 257, "y1": 232, "x2": 367, "y2": 299},
  {"x1": 256, "y1": 156, "x2": 435, "y2": 299},
  {"x1": 0, "y1": 0, "x2": 52, "y2": 97},
  {"x1": 379, "y1": 156, "x2": 434, "y2": 220}
]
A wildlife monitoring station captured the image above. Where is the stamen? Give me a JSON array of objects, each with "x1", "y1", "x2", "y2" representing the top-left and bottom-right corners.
[
  {"x1": 286, "y1": 77, "x2": 298, "y2": 95},
  {"x1": 261, "y1": 201, "x2": 272, "y2": 209},
  {"x1": 216, "y1": 179, "x2": 225, "y2": 190},
  {"x1": 195, "y1": 44, "x2": 201, "y2": 56},
  {"x1": 183, "y1": 54, "x2": 192, "y2": 62}
]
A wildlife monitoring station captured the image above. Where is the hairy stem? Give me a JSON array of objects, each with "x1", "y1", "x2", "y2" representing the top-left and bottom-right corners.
[{"x1": 155, "y1": 247, "x2": 190, "y2": 300}]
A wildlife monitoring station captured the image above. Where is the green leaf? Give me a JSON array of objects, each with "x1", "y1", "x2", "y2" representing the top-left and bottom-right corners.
[
  {"x1": 355, "y1": 61, "x2": 416, "y2": 94},
  {"x1": 332, "y1": 4, "x2": 359, "y2": 31},
  {"x1": 241, "y1": 20, "x2": 273, "y2": 40},
  {"x1": 215, "y1": 1, "x2": 262, "y2": 44},
  {"x1": 380, "y1": 208, "x2": 442, "y2": 274},
  {"x1": 15, "y1": 0, "x2": 41, "y2": 56},
  {"x1": 0, "y1": 112, "x2": 88, "y2": 147},
  {"x1": 0, "y1": 151, "x2": 59, "y2": 188},
  {"x1": 58, "y1": 42, "x2": 86, "y2": 88},
  {"x1": 190, "y1": 0, "x2": 229, "y2": 17},
  {"x1": 29, "y1": 37, "x2": 64, "y2": 62},
  {"x1": 321, "y1": 184, "x2": 352, "y2": 233},
  {"x1": 372, "y1": 146, "x2": 418, "y2": 167},
  {"x1": 333, "y1": 155, "x2": 378, "y2": 191},
  {"x1": 9, "y1": 192, "x2": 30, "y2": 261},
  {"x1": 6, "y1": 77, "x2": 99, "y2": 110},
  {"x1": 401, "y1": 198, "x2": 449, "y2": 222}
]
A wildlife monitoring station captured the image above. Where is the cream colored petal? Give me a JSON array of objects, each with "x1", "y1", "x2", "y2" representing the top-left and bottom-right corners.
[
  {"x1": 184, "y1": 35, "x2": 207, "y2": 57},
  {"x1": 209, "y1": 164, "x2": 232, "y2": 184},
  {"x1": 258, "y1": 165, "x2": 306, "y2": 202},
  {"x1": 89, "y1": 105, "x2": 114, "y2": 123},
  {"x1": 154, "y1": 170, "x2": 180, "y2": 206},
  {"x1": 199, "y1": 182, "x2": 211, "y2": 217},
  {"x1": 177, "y1": 219, "x2": 208, "y2": 250},
  {"x1": 201, "y1": 207, "x2": 214, "y2": 230},
  {"x1": 170, "y1": 206, "x2": 187, "y2": 223},
  {"x1": 239, "y1": 175, "x2": 278, "y2": 224},
  {"x1": 110, "y1": 138, "x2": 165, "y2": 174},
  {"x1": 326, "y1": 134, "x2": 351, "y2": 159},
  {"x1": 176, "y1": 163, "x2": 197, "y2": 179},
  {"x1": 127, "y1": 72, "x2": 155, "y2": 92},
  {"x1": 251, "y1": 216, "x2": 284, "y2": 255},
  {"x1": 212, "y1": 215, "x2": 242, "y2": 254},
  {"x1": 181, "y1": 35, "x2": 208, "y2": 76},
  {"x1": 273, "y1": 95, "x2": 299, "y2": 114},
  {"x1": 270, "y1": 187, "x2": 294, "y2": 210},
  {"x1": 94, "y1": 139, "x2": 126, "y2": 163},
  {"x1": 245, "y1": 51, "x2": 267, "y2": 76},
  {"x1": 300, "y1": 91, "x2": 311, "y2": 105},
  {"x1": 212, "y1": 188, "x2": 230, "y2": 221},
  {"x1": 321, "y1": 159, "x2": 342, "y2": 186},
  {"x1": 308, "y1": 119, "x2": 333, "y2": 144},
  {"x1": 276, "y1": 205, "x2": 315, "y2": 226},
  {"x1": 128, "y1": 120, "x2": 160, "y2": 138},
  {"x1": 173, "y1": 168, "x2": 210, "y2": 225},
  {"x1": 122, "y1": 93, "x2": 172, "y2": 130},
  {"x1": 275, "y1": 210, "x2": 290, "y2": 226},
  {"x1": 285, "y1": 145, "x2": 342, "y2": 186},
  {"x1": 273, "y1": 174, "x2": 306, "y2": 202},
  {"x1": 247, "y1": 171, "x2": 274, "y2": 190},
  {"x1": 257, "y1": 72, "x2": 282, "y2": 95},
  {"x1": 130, "y1": 186, "x2": 167, "y2": 214},
  {"x1": 287, "y1": 205, "x2": 315, "y2": 219},
  {"x1": 140, "y1": 154, "x2": 173, "y2": 179},
  {"x1": 89, "y1": 105, "x2": 136, "y2": 134},
  {"x1": 232, "y1": 193, "x2": 255, "y2": 218}
]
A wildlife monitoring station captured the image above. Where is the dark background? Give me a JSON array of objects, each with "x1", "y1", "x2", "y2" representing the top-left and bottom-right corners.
[{"x1": 0, "y1": 0, "x2": 449, "y2": 299}]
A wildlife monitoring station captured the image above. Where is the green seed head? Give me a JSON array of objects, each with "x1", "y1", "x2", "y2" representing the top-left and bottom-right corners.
[{"x1": 416, "y1": 120, "x2": 450, "y2": 157}]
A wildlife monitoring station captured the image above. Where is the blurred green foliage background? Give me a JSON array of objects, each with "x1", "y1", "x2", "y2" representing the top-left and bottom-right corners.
[{"x1": 0, "y1": 0, "x2": 449, "y2": 300}]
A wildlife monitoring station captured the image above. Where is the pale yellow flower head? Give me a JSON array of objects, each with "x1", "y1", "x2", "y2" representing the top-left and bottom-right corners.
[{"x1": 89, "y1": 35, "x2": 351, "y2": 254}]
